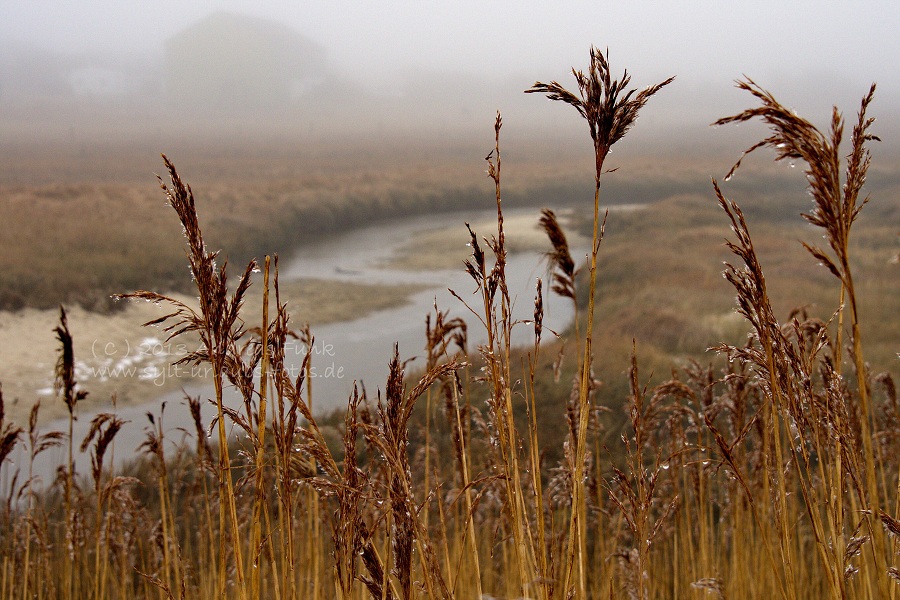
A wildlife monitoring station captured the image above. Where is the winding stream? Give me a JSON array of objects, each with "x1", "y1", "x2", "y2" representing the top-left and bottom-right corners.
[{"x1": 19, "y1": 205, "x2": 594, "y2": 485}]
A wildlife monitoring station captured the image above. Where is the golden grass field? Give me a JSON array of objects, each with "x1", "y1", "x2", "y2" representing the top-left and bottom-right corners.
[{"x1": 0, "y1": 53, "x2": 898, "y2": 598}]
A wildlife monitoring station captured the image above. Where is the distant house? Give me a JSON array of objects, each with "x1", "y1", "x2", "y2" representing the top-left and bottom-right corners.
[{"x1": 164, "y1": 11, "x2": 327, "y2": 113}]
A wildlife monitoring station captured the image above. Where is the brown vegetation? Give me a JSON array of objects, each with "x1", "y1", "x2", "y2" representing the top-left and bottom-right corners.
[{"x1": 0, "y1": 48, "x2": 897, "y2": 599}]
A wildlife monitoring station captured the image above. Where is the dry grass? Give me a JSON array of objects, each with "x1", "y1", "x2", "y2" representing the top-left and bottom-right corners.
[
  {"x1": 0, "y1": 141, "x2": 600, "y2": 313},
  {"x1": 0, "y1": 48, "x2": 897, "y2": 600}
]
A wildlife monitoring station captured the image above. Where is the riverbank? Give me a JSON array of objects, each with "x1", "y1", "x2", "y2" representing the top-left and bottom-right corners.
[
  {"x1": 0, "y1": 137, "x2": 776, "y2": 314},
  {"x1": 0, "y1": 203, "x2": 588, "y2": 426},
  {"x1": 1, "y1": 203, "x2": 590, "y2": 488},
  {"x1": 0, "y1": 277, "x2": 425, "y2": 425}
]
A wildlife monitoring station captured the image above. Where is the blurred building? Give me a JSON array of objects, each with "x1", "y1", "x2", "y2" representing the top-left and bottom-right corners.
[{"x1": 164, "y1": 11, "x2": 327, "y2": 114}]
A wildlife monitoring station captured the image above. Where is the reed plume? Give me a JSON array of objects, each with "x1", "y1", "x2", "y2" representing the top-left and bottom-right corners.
[
  {"x1": 118, "y1": 155, "x2": 257, "y2": 599},
  {"x1": 54, "y1": 306, "x2": 88, "y2": 600},
  {"x1": 527, "y1": 46, "x2": 673, "y2": 599},
  {"x1": 715, "y1": 79, "x2": 891, "y2": 597}
]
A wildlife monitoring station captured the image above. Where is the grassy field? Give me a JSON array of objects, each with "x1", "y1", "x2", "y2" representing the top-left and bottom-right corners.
[
  {"x1": 6, "y1": 158, "x2": 893, "y2": 424},
  {"x1": 0, "y1": 54, "x2": 898, "y2": 599},
  {"x1": 0, "y1": 127, "x2": 799, "y2": 312}
]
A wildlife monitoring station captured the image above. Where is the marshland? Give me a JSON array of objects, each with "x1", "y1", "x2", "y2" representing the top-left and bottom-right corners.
[{"x1": 1, "y1": 4, "x2": 898, "y2": 599}]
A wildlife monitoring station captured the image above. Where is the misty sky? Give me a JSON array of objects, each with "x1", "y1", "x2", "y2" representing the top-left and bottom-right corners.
[
  {"x1": 2, "y1": 0, "x2": 898, "y2": 151},
  {"x1": 5, "y1": 1, "x2": 895, "y2": 81}
]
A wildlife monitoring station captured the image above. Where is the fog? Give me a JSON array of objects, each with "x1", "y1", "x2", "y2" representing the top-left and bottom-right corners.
[{"x1": 2, "y1": 1, "x2": 898, "y2": 161}]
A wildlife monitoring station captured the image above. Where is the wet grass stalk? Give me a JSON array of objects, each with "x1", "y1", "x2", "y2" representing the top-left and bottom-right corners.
[
  {"x1": 118, "y1": 155, "x2": 256, "y2": 600},
  {"x1": 300, "y1": 324, "x2": 325, "y2": 600},
  {"x1": 714, "y1": 186, "x2": 800, "y2": 599},
  {"x1": 453, "y1": 112, "x2": 540, "y2": 596},
  {"x1": 607, "y1": 346, "x2": 679, "y2": 600},
  {"x1": 524, "y1": 279, "x2": 551, "y2": 598},
  {"x1": 186, "y1": 393, "x2": 218, "y2": 598},
  {"x1": 138, "y1": 405, "x2": 181, "y2": 597},
  {"x1": 423, "y1": 305, "x2": 476, "y2": 595},
  {"x1": 268, "y1": 263, "x2": 301, "y2": 599},
  {"x1": 527, "y1": 46, "x2": 674, "y2": 598},
  {"x1": 715, "y1": 79, "x2": 891, "y2": 597},
  {"x1": 53, "y1": 306, "x2": 88, "y2": 600},
  {"x1": 369, "y1": 348, "x2": 463, "y2": 600},
  {"x1": 536, "y1": 206, "x2": 580, "y2": 595},
  {"x1": 250, "y1": 256, "x2": 271, "y2": 600},
  {"x1": 18, "y1": 403, "x2": 39, "y2": 600},
  {"x1": 0, "y1": 390, "x2": 24, "y2": 596},
  {"x1": 447, "y1": 373, "x2": 482, "y2": 598},
  {"x1": 81, "y1": 410, "x2": 126, "y2": 600}
]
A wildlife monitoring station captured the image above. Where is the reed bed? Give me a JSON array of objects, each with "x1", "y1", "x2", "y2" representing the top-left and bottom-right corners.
[{"x1": 0, "y1": 48, "x2": 897, "y2": 599}]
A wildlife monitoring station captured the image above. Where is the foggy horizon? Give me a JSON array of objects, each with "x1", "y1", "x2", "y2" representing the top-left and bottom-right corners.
[{"x1": 2, "y1": 2, "x2": 898, "y2": 163}]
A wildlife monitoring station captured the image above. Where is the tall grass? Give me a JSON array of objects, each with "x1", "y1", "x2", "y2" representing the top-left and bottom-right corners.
[
  {"x1": 527, "y1": 48, "x2": 674, "y2": 598},
  {"x1": 0, "y1": 49, "x2": 896, "y2": 599}
]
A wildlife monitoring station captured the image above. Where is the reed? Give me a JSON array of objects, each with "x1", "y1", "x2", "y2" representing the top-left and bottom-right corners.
[
  {"x1": 715, "y1": 79, "x2": 896, "y2": 598},
  {"x1": 527, "y1": 47, "x2": 674, "y2": 599},
  {"x1": 54, "y1": 307, "x2": 87, "y2": 600}
]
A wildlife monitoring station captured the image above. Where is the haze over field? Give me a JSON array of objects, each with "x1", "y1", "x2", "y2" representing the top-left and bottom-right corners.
[
  {"x1": 2, "y1": 0, "x2": 898, "y2": 166},
  {"x1": 0, "y1": 4, "x2": 898, "y2": 598}
]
